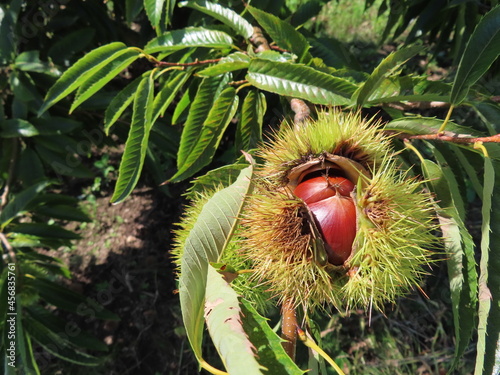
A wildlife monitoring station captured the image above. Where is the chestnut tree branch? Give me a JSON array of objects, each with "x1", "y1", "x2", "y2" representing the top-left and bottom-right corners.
[
  {"x1": 281, "y1": 299, "x2": 298, "y2": 361},
  {"x1": 403, "y1": 132, "x2": 500, "y2": 144}
]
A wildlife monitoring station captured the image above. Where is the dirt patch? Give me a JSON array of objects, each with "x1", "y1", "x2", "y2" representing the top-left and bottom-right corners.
[{"x1": 45, "y1": 181, "x2": 200, "y2": 374}]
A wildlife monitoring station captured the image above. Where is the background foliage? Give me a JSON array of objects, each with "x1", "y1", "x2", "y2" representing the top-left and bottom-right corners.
[{"x1": 0, "y1": 0, "x2": 499, "y2": 374}]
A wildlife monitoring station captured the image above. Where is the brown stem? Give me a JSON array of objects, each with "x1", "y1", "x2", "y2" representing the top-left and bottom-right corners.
[
  {"x1": 250, "y1": 26, "x2": 270, "y2": 53},
  {"x1": 403, "y1": 132, "x2": 500, "y2": 144},
  {"x1": 0, "y1": 232, "x2": 16, "y2": 264},
  {"x1": 281, "y1": 299, "x2": 297, "y2": 361},
  {"x1": 0, "y1": 138, "x2": 18, "y2": 209},
  {"x1": 156, "y1": 58, "x2": 223, "y2": 67}
]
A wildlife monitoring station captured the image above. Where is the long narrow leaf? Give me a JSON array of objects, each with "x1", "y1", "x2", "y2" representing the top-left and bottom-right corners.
[
  {"x1": 152, "y1": 71, "x2": 191, "y2": 122},
  {"x1": 236, "y1": 89, "x2": 266, "y2": 152},
  {"x1": 111, "y1": 74, "x2": 154, "y2": 203},
  {"x1": 176, "y1": 75, "x2": 227, "y2": 167},
  {"x1": 179, "y1": 164, "x2": 253, "y2": 361},
  {"x1": 179, "y1": 0, "x2": 253, "y2": 39},
  {"x1": 451, "y1": 6, "x2": 500, "y2": 105},
  {"x1": 240, "y1": 299, "x2": 305, "y2": 374},
  {"x1": 246, "y1": 59, "x2": 356, "y2": 106},
  {"x1": 475, "y1": 155, "x2": 494, "y2": 374},
  {"x1": 197, "y1": 52, "x2": 250, "y2": 77},
  {"x1": 144, "y1": 0, "x2": 165, "y2": 31},
  {"x1": 39, "y1": 42, "x2": 127, "y2": 115},
  {"x1": 479, "y1": 150, "x2": 500, "y2": 375},
  {"x1": 353, "y1": 44, "x2": 424, "y2": 106},
  {"x1": 384, "y1": 117, "x2": 483, "y2": 136},
  {"x1": 70, "y1": 48, "x2": 141, "y2": 113},
  {"x1": 169, "y1": 87, "x2": 239, "y2": 182},
  {"x1": 421, "y1": 156, "x2": 478, "y2": 370},
  {"x1": 144, "y1": 27, "x2": 233, "y2": 54},
  {"x1": 204, "y1": 266, "x2": 263, "y2": 374},
  {"x1": 104, "y1": 75, "x2": 144, "y2": 134},
  {"x1": 247, "y1": 6, "x2": 311, "y2": 63}
]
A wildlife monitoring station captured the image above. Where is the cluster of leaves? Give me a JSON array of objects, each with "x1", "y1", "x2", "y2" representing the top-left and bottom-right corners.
[
  {"x1": 0, "y1": 1, "x2": 130, "y2": 373},
  {"x1": 2, "y1": 0, "x2": 500, "y2": 373}
]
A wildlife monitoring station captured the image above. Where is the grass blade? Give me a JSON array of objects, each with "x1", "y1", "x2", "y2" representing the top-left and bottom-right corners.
[{"x1": 111, "y1": 74, "x2": 154, "y2": 203}]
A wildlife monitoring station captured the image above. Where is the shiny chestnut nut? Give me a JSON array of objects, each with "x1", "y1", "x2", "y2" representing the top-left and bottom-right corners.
[
  {"x1": 294, "y1": 176, "x2": 354, "y2": 204},
  {"x1": 294, "y1": 175, "x2": 356, "y2": 265}
]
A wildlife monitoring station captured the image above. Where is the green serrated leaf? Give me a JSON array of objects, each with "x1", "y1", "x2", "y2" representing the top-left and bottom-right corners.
[
  {"x1": 179, "y1": 0, "x2": 254, "y2": 39},
  {"x1": 204, "y1": 266, "x2": 263, "y2": 374},
  {"x1": 475, "y1": 155, "x2": 494, "y2": 374},
  {"x1": 111, "y1": 74, "x2": 154, "y2": 204},
  {"x1": 152, "y1": 71, "x2": 191, "y2": 122},
  {"x1": 144, "y1": 27, "x2": 233, "y2": 54},
  {"x1": 177, "y1": 75, "x2": 227, "y2": 167},
  {"x1": 144, "y1": 0, "x2": 165, "y2": 31},
  {"x1": 169, "y1": 86, "x2": 239, "y2": 182},
  {"x1": 39, "y1": 42, "x2": 128, "y2": 115},
  {"x1": 179, "y1": 164, "x2": 253, "y2": 361},
  {"x1": 384, "y1": 116, "x2": 484, "y2": 136},
  {"x1": 104, "y1": 75, "x2": 144, "y2": 134},
  {"x1": 236, "y1": 89, "x2": 265, "y2": 152},
  {"x1": 353, "y1": 44, "x2": 424, "y2": 106},
  {"x1": 246, "y1": 59, "x2": 356, "y2": 106},
  {"x1": 70, "y1": 48, "x2": 141, "y2": 113},
  {"x1": 197, "y1": 52, "x2": 250, "y2": 77},
  {"x1": 451, "y1": 6, "x2": 500, "y2": 105},
  {"x1": 0, "y1": 181, "x2": 50, "y2": 229},
  {"x1": 421, "y1": 156, "x2": 478, "y2": 371},
  {"x1": 247, "y1": 6, "x2": 311, "y2": 63},
  {"x1": 187, "y1": 163, "x2": 248, "y2": 198},
  {"x1": 165, "y1": 0, "x2": 177, "y2": 26},
  {"x1": 240, "y1": 299, "x2": 305, "y2": 374}
]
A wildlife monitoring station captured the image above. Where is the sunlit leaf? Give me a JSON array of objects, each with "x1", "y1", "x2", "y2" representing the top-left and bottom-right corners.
[
  {"x1": 144, "y1": 27, "x2": 233, "y2": 54},
  {"x1": 451, "y1": 6, "x2": 500, "y2": 105},
  {"x1": 353, "y1": 44, "x2": 424, "y2": 106},
  {"x1": 246, "y1": 59, "x2": 356, "y2": 106},
  {"x1": 241, "y1": 299, "x2": 305, "y2": 374},
  {"x1": 104, "y1": 75, "x2": 144, "y2": 134},
  {"x1": 169, "y1": 86, "x2": 239, "y2": 182},
  {"x1": 204, "y1": 266, "x2": 263, "y2": 374},
  {"x1": 179, "y1": 164, "x2": 254, "y2": 361},
  {"x1": 247, "y1": 6, "x2": 311, "y2": 63},
  {"x1": 384, "y1": 116, "x2": 483, "y2": 136},
  {"x1": 236, "y1": 89, "x2": 265, "y2": 152},
  {"x1": 196, "y1": 52, "x2": 250, "y2": 77},
  {"x1": 176, "y1": 75, "x2": 227, "y2": 167},
  {"x1": 179, "y1": 0, "x2": 254, "y2": 39},
  {"x1": 152, "y1": 71, "x2": 191, "y2": 122},
  {"x1": 144, "y1": 0, "x2": 165, "y2": 31},
  {"x1": 111, "y1": 74, "x2": 154, "y2": 203},
  {"x1": 0, "y1": 119, "x2": 38, "y2": 137},
  {"x1": 39, "y1": 42, "x2": 128, "y2": 115},
  {"x1": 70, "y1": 48, "x2": 141, "y2": 113}
]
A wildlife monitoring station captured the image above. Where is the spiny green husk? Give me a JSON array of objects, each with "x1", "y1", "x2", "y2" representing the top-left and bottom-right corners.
[
  {"x1": 242, "y1": 111, "x2": 437, "y2": 312},
  {"x1": 171, "y1": 186, "x2": 273, "y2": 313}
]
